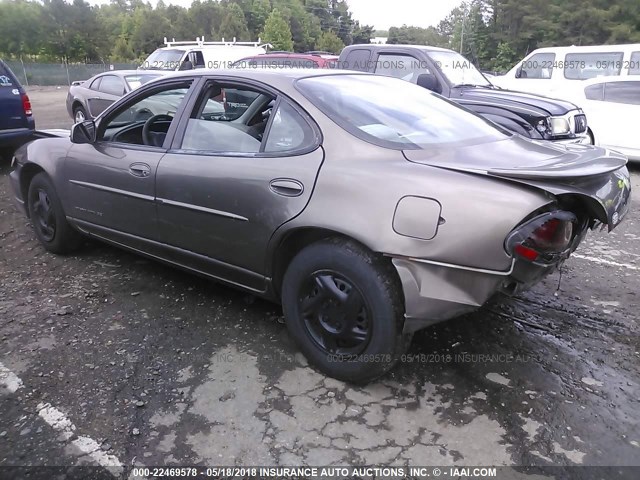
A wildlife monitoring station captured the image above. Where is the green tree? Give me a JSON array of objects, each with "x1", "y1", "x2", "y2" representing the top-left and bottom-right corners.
[
  {"x1": 261, "y1": 9, "x2": 294, "y2": 51},
  {"x1": 218, "y1": 2, "x2": 251, "y2": 41},
  {"x1": 316, "y1": 31, "x2": 345, "y2": 54}
]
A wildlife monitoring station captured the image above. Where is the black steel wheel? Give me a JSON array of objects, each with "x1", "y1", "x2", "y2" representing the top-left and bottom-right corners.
[
  {"x1": 27, "y1": 173, "x2": 82, "y2": 254},
  {"x1": 282, "y1": 238, "x2": 411, "y2": 383},
  {"x1": 300, "y1": 270, "x2": 372, "y2": 356}
]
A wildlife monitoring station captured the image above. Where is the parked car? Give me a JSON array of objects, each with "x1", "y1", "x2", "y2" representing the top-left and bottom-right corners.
[
  {"x1": 10, "y1": 70, "x2": 631, "y2": 382},
  {"x1": 338, "y1": 44, "x2": 591, "y2": 144},
  {"x1": 0, "y1": 59, "x2": 35, "y2": 157},
  {"x1": 493, "y1": 43, "x2": 640, "y2": 97},
  {"x1": 232, "y1": 52, "x2": 338, "y2": 69},
  {"x1": 66, "y1": 70, "x2": 163, "y2": 122},
  {"x1": 139, "y1": 37, "x2": 267, "y2": 72},
  {"x1": 567, "y1": 77, "x2": 640, "y2": 161}
]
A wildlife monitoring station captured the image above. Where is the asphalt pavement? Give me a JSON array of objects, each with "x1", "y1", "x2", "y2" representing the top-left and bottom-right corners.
[{"x1": 0, "y1": 92, "x2": 638, "y2": 479}]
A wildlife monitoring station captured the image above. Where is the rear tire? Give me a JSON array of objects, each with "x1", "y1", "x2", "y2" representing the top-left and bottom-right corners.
[
  {"x1": 27, "y1": 173, "x2": 82, "y2": 254},
  {"x1": 282, "y1": 238, "x2": 411, "y2": 383}
]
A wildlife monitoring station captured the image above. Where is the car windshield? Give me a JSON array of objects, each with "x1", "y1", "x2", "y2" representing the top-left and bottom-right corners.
[
  {"x1": 296, "y1": 74, "x2": 507, "y2": 149},
  {"x1": 428, "y1": 51, "x2": 491, "y2": 88},
  {"x1": 140, "y1": 49, "x2": 185, "y2": 71},
  {"x1": 125, "y1": 74, "x2": 161, "y2": 90}
]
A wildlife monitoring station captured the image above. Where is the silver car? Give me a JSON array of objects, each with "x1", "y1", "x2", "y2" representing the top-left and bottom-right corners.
[
  {"x1": 11, "y1": 70, "x2": 631, "y2": 382},
  {"x1": 66, "y1": 70, "x2": 163, "y2": 123}
]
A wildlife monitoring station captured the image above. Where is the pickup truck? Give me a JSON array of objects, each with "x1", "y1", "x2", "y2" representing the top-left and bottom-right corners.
[
  {"x1": 0, "y1": 59, "x2": 35, "y2": 158},
  {"x1": 338, "y1": 45, "x2": 591, "y2": 144}
]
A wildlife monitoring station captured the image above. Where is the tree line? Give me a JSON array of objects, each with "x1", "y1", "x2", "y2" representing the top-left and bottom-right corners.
[
  {"x1": 1, "y1": 0, "x2": 639, "y2": 70},
  {"x1": 387, "y1": 0, "x2": 640, "y2": 71},
  {"x1": 0, "y1": 0, "x2": 373, "y2": 62}
]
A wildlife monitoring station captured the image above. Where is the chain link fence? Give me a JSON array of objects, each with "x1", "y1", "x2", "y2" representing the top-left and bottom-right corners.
[{"x1": 4, "y1": 61, "x2": 139, "y2": 86}]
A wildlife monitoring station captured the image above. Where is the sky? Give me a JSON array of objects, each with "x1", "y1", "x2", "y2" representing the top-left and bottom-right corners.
[{"x1": 88, "y1": 0, "x2": 463, "y2": 30}]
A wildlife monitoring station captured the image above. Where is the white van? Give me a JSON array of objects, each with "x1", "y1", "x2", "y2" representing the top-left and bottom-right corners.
[
  {"x1": 139, "y1": 37, "x2": 268, "y2": 72},
  {"x1": 494, "y1": 44, "x2": 640, "y2": 97}
]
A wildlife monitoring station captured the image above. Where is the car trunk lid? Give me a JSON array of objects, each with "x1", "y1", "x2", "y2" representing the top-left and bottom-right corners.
[{"x1": 403, "y1": 136, "x2": 631, "y2": 231}]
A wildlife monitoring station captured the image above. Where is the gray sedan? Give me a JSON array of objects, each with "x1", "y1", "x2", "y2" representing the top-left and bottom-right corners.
[
  {"x1": 11, "y1": 70, "x2": 631, "y2": 382},
  {"x1": 66, "y1": 70, "x2": 162, "y2": 123}
]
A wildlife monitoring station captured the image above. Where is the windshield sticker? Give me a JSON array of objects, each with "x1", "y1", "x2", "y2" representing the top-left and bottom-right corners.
[{"x1": 0, "y1": 75, "x2": 13, "y2": 86}]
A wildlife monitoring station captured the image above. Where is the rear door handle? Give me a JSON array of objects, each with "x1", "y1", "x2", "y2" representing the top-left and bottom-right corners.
[
  {"x1": 129, "y1": 163, "x2": 151, "y2": 178},
  {"x1": 269, "y1": 179, "x2": 304, "y2": 197}
]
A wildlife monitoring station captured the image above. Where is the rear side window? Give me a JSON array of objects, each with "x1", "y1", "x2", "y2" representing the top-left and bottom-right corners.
[
  {"x1": 584, "y1": 83, "x2": 604, "y2": 101},
  {"x1": 0, "y1": 64, "x2": 16, "y2": 87},
  {"x1": 99, "y1": 75, "x2": 125, "y2": 96},
  {"x1": 629, "y1": 52, "x2": 640, "y2": 75},
  {"x1": 564, "y1": 52, "x2": 623, "y2": 80},
  {"x1": 518, "y1": 53, "x2": 555, "y2": 79},
  {"x1": 342, "y1": 49, "x2": 372, "y2": 72},
  {"x1": 375, "y1": 53, "x2": 425, "y2": 82},
  {"x1": 90, "y1": 77, "x2": 102, "y2": 90},
  {"x1": 604, "y1": 82, "x2": 640, "y2": 105}
]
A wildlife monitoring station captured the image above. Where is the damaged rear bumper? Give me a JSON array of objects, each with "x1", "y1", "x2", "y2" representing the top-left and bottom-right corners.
[{"x1": 392, "y1": 256, "x2": 562, "y2": 334}]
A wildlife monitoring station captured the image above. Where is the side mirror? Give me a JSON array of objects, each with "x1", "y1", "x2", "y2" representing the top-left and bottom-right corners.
[
  {"x1": 70, "y1": 120, "x2": 96, "y2": 144},
  {"x1": 416, "y1": 73, "x2": 440, "y2": 93},
  {"x1": 515, "y1": 66, "x2": 523, "y2": 78}
]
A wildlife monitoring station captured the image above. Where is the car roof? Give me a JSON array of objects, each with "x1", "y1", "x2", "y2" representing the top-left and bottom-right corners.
[
  {"x1": 581, "y1": 76, "x2": 640, "y2": 85},
  {"x1": 346, "y1": 43, "x2": 455, "y2": 54},
  {"x1": 240, "y1": 53, "x2": 329, "y2": 61},
  {"x1": 529, "y1": 44, "x2": 640, "y2": 54},
  {"x1": 156, "y1": 68, "x2": 369, "y2": 81}
]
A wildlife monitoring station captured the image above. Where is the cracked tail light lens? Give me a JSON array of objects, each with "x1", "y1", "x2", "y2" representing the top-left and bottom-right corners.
[{"x1": 506, "y1": 213, "x2": 576, "y2": 263}]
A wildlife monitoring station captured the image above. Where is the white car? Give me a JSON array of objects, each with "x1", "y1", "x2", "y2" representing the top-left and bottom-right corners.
[
  {"x1": 494, "y1": 43, "x2": 640, "y2": 97},
  {"x1": 567, "y1": 77, "x2": 640, "y2": 161}
]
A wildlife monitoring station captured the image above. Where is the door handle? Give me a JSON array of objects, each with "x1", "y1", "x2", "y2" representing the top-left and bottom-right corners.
[
  {"x1": 129, "y1": 163, "x2": 151, "y2": 178},
  {"x1": 269, "y1": 179, "x2": 304, "y2": 197}
]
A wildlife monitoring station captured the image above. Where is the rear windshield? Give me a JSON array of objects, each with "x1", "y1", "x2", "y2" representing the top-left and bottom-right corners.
[
  {"x1": 125, "y1": 74, "x2": 161, "y2": 90},
  {"x1": 0, "y1": 64, "x2": 17, "y2": 87},
  {"x1": 140, "y1": 49, "x2": 185, "y2": 71},
  {"x1": 296, "y1": 74, "x2": 507, "y2": 149}
]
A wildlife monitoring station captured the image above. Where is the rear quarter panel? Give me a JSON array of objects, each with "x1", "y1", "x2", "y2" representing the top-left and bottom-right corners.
[{"x1": 269, "y1": 102, "x2": 553, "y2": 272}]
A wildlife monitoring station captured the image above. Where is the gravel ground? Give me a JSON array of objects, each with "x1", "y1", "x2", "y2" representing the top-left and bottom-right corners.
[{"x1": 0, "y1": 93, "x2": 639, "y2": 479}]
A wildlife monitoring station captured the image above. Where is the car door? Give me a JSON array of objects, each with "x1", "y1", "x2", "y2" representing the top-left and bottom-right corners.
[
  {"x1": 63, "y1": 78, "x2": 197, "y2": 250},
  {"x1": 87, "y1": 74, "x2": 126, "y2": 117},
  {"x1": 155, "y1": 79, "x2": 324, "y2": 291}
]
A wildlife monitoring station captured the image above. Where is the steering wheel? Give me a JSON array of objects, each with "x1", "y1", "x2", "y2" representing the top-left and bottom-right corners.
[{"x1": 142, "y1": 114, "x2": 173, "y2": 146}]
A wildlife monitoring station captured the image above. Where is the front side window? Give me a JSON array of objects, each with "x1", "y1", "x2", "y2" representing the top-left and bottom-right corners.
[
  {"x1": 297, "y1": 74, "x2": 506, "y2": 149},
  {"x1": 125, "y1": 74, "x2": 161, "y2": 91},
  {"x1": 519, "y1": 53, "x2": 555, "y2": 79},
  {"x1": 375, "y1": 54, "x2": 426, "y2": 83},
  {"x1": 99, "y1": 75, "x2": 125, "y2": 96},
  {"x1": 564, "y1": 52, "x2": 624, "y2": 80},
  {"x1": 100, "y1": 83, "x2": 192, "y2": 146},
  {"x1": 629, "y1": 52, "x2": 640, "y2": 75},
  {"x1": 428, "y1": 50, "x2": 490, "y2": 87},
  {"x1": 604, "y1": 82, "x2": 640, "y2": 105}
]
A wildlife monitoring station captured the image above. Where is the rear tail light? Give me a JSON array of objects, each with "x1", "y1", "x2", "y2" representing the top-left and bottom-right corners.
[
  {"x1": 506, "y1": 212, "x2": 577, "y2": 263},
  {"x1": 22, "y1": 94, "x2": 32, "y2": 116}
]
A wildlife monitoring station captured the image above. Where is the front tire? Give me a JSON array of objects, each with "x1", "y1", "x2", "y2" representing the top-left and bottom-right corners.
[
  {"x1": 27, "y1": 173, "x2": 82, "y2": 254},
  {"x1": 73, "y1": 105, "x2": 87, "y2": 124},
  {"x1": 282, "y1": 238, "x2": 411, "y2": 383}
]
